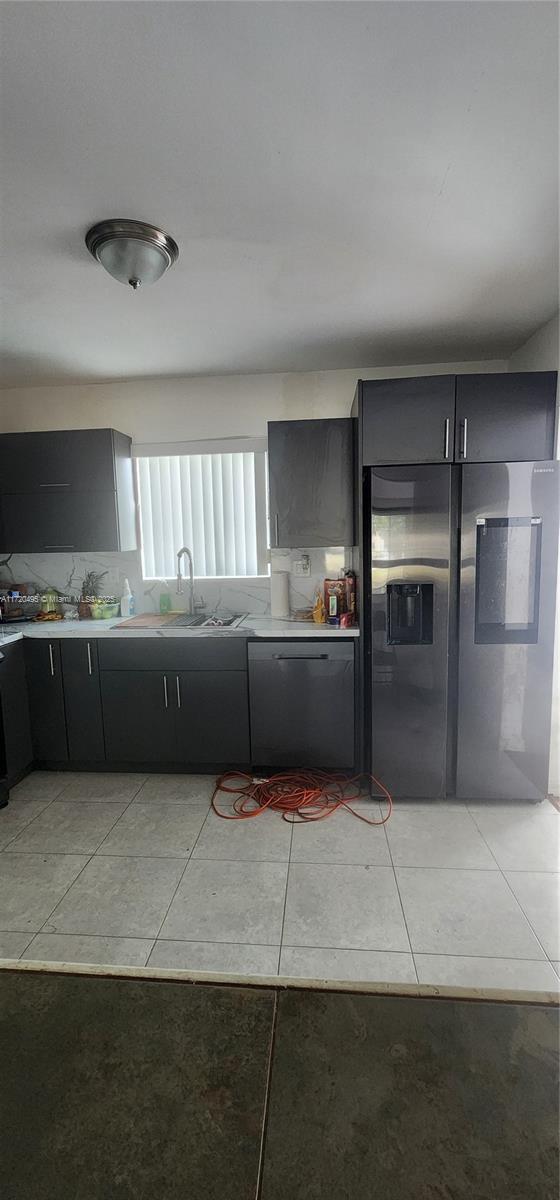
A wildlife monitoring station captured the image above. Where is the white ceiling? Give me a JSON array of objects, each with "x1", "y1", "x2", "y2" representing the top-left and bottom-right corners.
[{"x1": 0, "y1": 1, "x2": 558, "y2": 387}]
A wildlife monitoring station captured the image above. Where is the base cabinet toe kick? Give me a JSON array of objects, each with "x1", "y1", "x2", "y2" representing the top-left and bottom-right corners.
[{"x1": 6, "y1": 636, "x2": 356, "y2": 780}]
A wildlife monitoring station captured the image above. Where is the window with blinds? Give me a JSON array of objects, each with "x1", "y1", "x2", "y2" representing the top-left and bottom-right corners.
[{"x1": 135, "y1": 444, "x2": 269, "y2": 579}]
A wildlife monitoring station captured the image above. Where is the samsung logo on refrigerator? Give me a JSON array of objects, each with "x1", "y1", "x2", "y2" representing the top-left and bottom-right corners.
[{"x1": 533, "y1": 467, "x2": 555, "y2": 473}]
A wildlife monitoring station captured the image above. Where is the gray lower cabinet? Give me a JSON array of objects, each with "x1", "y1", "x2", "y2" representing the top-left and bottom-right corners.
[
  {"x1": 101, "y1": 671, "x2": 177, "y2": 764},
  {"x1": 248, "y1": 641, "x2": 355, "y2": 768},
  {"x1": 24, "y1": 640, "x2": 68, "y2": 763},
  {"x1": 268, "y1": 418, "x2": 354, "y2": 547},
  {"x1": 100, "y1": 662, "x2": 250, "y2": 766},
  {"x1": 60, "y1": 640, "x2": 105, "y2": 762},
  {"x1": 175, "y1": 670, "x2": 249, "y2": 764},
  {"x1": 0, "y1": 641, "x2": 33, "y2": 786}
]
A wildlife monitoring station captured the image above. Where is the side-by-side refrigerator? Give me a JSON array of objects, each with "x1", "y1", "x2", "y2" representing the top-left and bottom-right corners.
[{"x1": 369, "y1": 460, "x2": 558, "y2": 801}]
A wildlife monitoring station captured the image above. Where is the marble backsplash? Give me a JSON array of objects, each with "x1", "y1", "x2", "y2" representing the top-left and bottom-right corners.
[{"x1": 0, "y1": 547, "x2": 352, "y2": 617}]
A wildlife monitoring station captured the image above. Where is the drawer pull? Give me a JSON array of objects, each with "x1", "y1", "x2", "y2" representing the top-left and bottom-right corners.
[
  {"x1": 44, "y1": 544, "x2": 75, "y2": 549},
  {"x1": 39, "y1": 482, "x2": 70, "y2": 488}
]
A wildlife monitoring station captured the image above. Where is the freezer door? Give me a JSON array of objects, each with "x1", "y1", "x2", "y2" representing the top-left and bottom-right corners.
[
  {"x1": 370, "y1": 465, "x2": 452, "y2": 798},
  {"x1": 456, "y1": 461, "x2": 559, "y2": 800}
]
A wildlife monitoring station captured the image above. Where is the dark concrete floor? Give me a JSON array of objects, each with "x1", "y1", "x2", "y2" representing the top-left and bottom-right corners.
[
  {"x1": 1, "y1": 969, "x2": 558, "y2": 1200},
  {"x1": 261, "y1": 990, "x2": 559, "y2": 1200},
  {"x1": 1, "y1": 971, "x2": 275, "y2": 1200}
]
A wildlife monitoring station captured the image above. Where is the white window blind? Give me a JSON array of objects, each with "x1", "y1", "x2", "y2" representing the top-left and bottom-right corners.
[{"x1": 135, "y1": 448, "x2": 269, "y2": 579}]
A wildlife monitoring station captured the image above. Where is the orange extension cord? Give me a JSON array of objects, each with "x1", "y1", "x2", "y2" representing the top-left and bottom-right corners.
[{"x1": 211, "y1": 770, "x2": 392, "y2": 825}]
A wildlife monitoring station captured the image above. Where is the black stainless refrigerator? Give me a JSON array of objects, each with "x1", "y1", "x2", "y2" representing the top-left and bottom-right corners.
[{"x1": 368, "y1": 460, "x2": 558, "y2": 801}]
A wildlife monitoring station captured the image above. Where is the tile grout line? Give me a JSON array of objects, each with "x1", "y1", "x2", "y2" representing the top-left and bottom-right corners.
[
  {"x1": 0, "y1": 790, "x2": 65, "y2": 852},
  {"x1": 467, "y1": 809, "x2": 554, "y2": 962},
  {"x1": 3, "y1": 929, "x2": 556, "y2": 964},
  {"x1": 33, "y1": 852, "x2": 96, "y2": 940},
  {"x1": 2, "y1": 779, "x2": 208, "y2": 860},
  {"x1": 254, "y1": 989, "x2": 279, "y2": 1200},
  {"x1": 146, "y1": 798, "x2": 215, "y2": 965},
  {"x1": 383, "y1": 820, "x2": 419, "y2": 982},
  {"x1": 4, "y1": 845, "x2": 559, "y2": 873},
  {"x1": 277, "y1": 820, "x2": 295, "y2": 974},
  {"x1": 20, "y1": 777, "x2": 150, "y2": 955}
]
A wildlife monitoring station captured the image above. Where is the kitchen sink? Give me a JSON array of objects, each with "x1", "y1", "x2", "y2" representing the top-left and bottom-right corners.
[{"x1": 166, "y1": 612, "x2": 247, "y2": 629}]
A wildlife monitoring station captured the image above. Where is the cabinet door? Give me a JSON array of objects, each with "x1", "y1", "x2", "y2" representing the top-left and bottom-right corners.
[
  {"x1": 1, "y1": 492, "x2": 120, "y2": 553},
  {"x1": 361, "y1": 377, "x2": 456, "y2": 465},
  {"x1": 455, "y1": 373, "x2": 557, "y2": 463},
  {"x1": 25, "y1": 640, "x2": 68, "y2": 762},
  {"x1": 248, "y1": 642, "x2": 355, "y2": 768},
  {"x1": 61, "y1": 641, "x2": 105, "y2": 762},
  {"x1": 100, "y1": 671, "x2": 176, "y2": 763},
  {"x1": 268, "y1": 419, "x2": 354, "y2": 547},
  {"x1": 174, "y1": 671, "x2": 250, "y2": 765},
  {"x1": 0, "y1": 429, "x2": 116, "y2": 494},
  {"x1": 0, "y1": 642, "x2": 33, "y2": 785}
]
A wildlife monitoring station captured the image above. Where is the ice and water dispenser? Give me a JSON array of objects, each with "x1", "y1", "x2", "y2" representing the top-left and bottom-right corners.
[{"x1": 386, "y1": 583, "x2": 433, "y2": 645}]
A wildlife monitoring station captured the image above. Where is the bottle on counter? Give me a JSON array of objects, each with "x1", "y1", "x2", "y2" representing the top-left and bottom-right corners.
[
  {"x1": 120, "y1": 579, "x2": 135, "y2": 618},
  {"x1": 312, "y1": 588, "x2": 326, "y2": 624}
]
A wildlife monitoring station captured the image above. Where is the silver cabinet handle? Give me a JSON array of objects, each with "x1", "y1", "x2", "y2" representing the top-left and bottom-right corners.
[
  {"x1": 48, "y1": 643, "x2": 55, "y2": 677},
  {"x1": 460, "y1": 417, "x2": 468, "y2": 459},
  {"x1": 87, "y1": 642, "x2": 92, "y2": 676},
  {"x1": 444, "y1": 417, "x2": 450, "y2": 460},
  {"x1": 39, "y1": 482, "x2": 70, "y2": 488},
  {"x1": 44, "y1": 544, "x2": 75, "y2": 550},
  {"x1": 274, "y1": 513, "x2": 279, "y2": 546},
  {"x1": 163, "y1": 674, "x2": 168, "y2": 709},
  {"x1": 176, "y1": 675, "x2": 181, "y2": 708}
]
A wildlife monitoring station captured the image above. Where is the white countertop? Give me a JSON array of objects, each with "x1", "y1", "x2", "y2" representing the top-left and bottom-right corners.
[{"x1": 0, "y1": 615, "x2": 359, "y2": 645}]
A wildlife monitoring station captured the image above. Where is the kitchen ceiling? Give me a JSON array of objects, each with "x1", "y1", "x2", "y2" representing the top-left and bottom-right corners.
[{"x1": 0, "y1": 1, "x2": 557, "y2": 387}]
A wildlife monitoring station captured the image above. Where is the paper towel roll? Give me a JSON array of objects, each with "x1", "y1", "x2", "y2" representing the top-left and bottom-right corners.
[{"x1": 271, "y1": 571, "x2": 289, "y2": 619}]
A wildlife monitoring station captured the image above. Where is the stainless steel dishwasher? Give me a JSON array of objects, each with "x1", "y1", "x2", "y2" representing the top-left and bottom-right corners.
[{"x1": 248, "y1": 640, "x2": 355, "y2": 769}]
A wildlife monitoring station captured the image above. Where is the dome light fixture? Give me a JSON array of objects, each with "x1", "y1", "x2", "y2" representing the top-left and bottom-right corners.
[{"x1": 85, "y1": 218, "x2": 179, "y2": 290}]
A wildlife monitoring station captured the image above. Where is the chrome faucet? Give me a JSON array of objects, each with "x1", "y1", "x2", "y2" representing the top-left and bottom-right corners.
[{"x1": 176, "y1": 546, "x2": 195, "y2": 615}]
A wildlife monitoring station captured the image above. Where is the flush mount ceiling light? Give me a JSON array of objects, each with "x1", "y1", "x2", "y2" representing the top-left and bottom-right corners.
[{"x1": 85, "y1": 219, "x2": 179, "y2": 290}]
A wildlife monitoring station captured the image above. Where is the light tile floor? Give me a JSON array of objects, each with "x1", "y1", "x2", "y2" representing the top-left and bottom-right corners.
[{"x1": 0, "y1": 772, "x2": 558, "y2": 993}]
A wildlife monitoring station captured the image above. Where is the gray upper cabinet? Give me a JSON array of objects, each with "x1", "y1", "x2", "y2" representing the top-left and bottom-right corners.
[
  {"x1": 1, "y1": 491, "x2": 124, "y2": 553},
  {"x1": 0, "y1": 429, "x2": 117, "y2": 493},
  {"x1": 455, "y1": 372, "x2": 557, "y2": 463},
  {"x1": 359, "y1": 377, "x2": 456, "y2": 465},
  {"x1": 268, "y1": 418, "x2": 354, "y2": 547},
  {"x1": 357, "y1": 372, "x2": 557, "y2": 467},
  {"x1": 0, "y1": 428, "x2": 137, "y2": 552}
]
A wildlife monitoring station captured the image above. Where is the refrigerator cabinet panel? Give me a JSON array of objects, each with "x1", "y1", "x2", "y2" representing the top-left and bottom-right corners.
[
  {"x1": 370, "y1": 465, "x2": 452, "y2": 798},
  {"x1": 456, "y1": 461, "x2": 559, "y2": 801}
]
